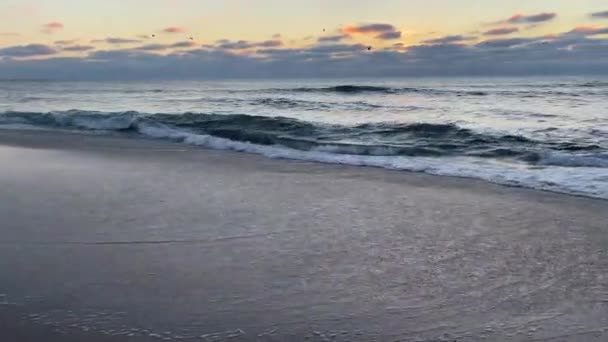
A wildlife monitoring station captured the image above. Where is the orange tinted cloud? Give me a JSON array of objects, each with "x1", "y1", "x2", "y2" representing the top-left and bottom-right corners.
[
  {"x1": 42, "y1": 22, "x2": 64, "y2": 34},
  {"x1": 163, "y1": 27, "x2": 185, "y2": 33},
  {"x1": 571, "y1": 26, "x2": 599, "y2": 33},
  {"x1": 568, "y1": 26, "x2": 608, "y2": 35},
  {"x1": 343, "y1": 23, "x2": 395, "y2": 35}
]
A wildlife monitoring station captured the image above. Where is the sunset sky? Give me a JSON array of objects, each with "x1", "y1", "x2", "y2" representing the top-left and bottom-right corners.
[{"x1": 1, "y1": 0, "x2": 608, "y2": 79}]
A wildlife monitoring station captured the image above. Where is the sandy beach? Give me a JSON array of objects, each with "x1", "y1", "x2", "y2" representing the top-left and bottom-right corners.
[{"x1": 1, "y1": 129, "x2": 607, "y2": 341}]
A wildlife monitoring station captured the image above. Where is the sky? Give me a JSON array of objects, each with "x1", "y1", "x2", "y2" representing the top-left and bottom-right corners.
[{"x1": 1, "y1": 0, "x2": 608, "y2": 79}]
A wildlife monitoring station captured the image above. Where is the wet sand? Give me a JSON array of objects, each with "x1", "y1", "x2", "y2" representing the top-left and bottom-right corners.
[{"x1": 1, "y1": 129, "x2": 607, "y2": 341}]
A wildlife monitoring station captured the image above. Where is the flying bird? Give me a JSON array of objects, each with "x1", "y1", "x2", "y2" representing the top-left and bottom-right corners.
[
  {"x1": 151, "y1": 34, "x2": 156, "y2": 38},
  {"x1": 367, "y1": 46, "x2": 372, "y2": 51},
  {"x1": 188, "y1": 36, "x2": 194, "y2": 40}
]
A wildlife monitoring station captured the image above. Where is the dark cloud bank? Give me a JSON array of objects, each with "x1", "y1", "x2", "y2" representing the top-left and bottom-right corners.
[{"x1": 1, "y1": 27, "x2": 608, "y2": 79}]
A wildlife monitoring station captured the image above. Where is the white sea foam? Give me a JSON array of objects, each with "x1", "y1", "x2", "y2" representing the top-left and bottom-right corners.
[
  {"x1": 135, "y1": 122, "x2": 608, "y2": 200},
  {"x1": 1, "y1": 110, "x2": 607, "y2": 200},
  {"x1": 537, "y1": 151, "x2": 608, "y2": 168}
]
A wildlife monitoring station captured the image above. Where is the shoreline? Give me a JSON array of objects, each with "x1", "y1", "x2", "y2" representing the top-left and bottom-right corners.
[
  {"x1": 1, "y1": 128, "x2": 606, "y2": 203},
  {"x1": 1, "y1": 128, "x2": 607, "y2": 341}
]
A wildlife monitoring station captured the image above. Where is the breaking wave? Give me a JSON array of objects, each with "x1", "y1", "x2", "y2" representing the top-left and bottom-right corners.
[
  {"x1": 1, "y1": 110, "x2": 607, "y2": 199},
  {"x1": 269, "y1": 85, "x2": 489, "y2": 96},
  {"x1": 0, "y1": 110, "x2": 604, "y2": 163}
]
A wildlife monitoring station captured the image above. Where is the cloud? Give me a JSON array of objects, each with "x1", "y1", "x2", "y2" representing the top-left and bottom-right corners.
[
  {"x1": 317, "y1": 34, "x2": 350, "y2": 43},
  {"x1": 255, "y1": 47, "x2": 304, "y2": 55},
  {"x1": 134, "y1": 41, "x2": 197, "y2": 51},
  {"x1": 0, "y1": 32, "x2": 20, "y2": 37},
  {"x1": 88, "y1": 49, "x2": 156, "y2": 61},
  {"x1": 590, "y1": 11, "x2": 608, "y2": 19},
  {"x1": 253, "y1": 43, "x2": 372, "y2": 67},
  {"x1": 567, "y1": 26, "x2": 608, "y2": 36},
  {"x1": 217, "y1": 40, "x2": 251, "y2": 49},
  {"x1": 483, "y1": 27, "x2": 519, "y2": 36},
  {"x1": 62, "y1": 45, "x2": 95, "y2": 52},
  {"x1": 569, "y1": 26, "x2": 599, "y2": 34},
  {"x1": 524, "y1": 24, "x2": 540, "y2": 30},
  {"x1": 92, "y1": 37, "x2": 143, "y2": 44},
  {"x1": 216, "y1": 39, "x2": 283, "y2": 50},
  {"x1": 256, "y1": 40, "x2": 283, "y2": 48},
  {"x1": 343, "y1": 23, "x2": 401, "y2": 41},
  {"x1": 3, "y1": 27, "x2": 608, "y2": 79},
  {"x1": 376, "y1": 31, "x2": 402, "y2": 40},
  {"x1": 508, "y1": 12, "x2": 556, "y2": 24},
  {"x1": 171, "y1": 41, "x2": 197, "y2": 48},
  {"x1": 343, "y1": 23, "x2": 396, "y2": 34},
  {"x1": 489, "y1": 12, "x2": 556, "y2": 26},
  {"x1": 477, "y1": 37, "x2": 538, "y2": 48},
  {"x1": 307, "y1": 43, "x2": 367, "y2": 54},
  {"x1": 423, "y1": 35, "x2": 476, "y2": 44},
  {"x1": 0, "y1": 44, "x2": 57, "y2": 57},
  {"x1": 255, "y1": 43, "x2": 369, "y2": 63},
  {"x1": 42, "y1": 22, "x2": 64, "y2": 34},
  {"x1": 163, "y1": 27, "x2": 185, "y2": 34},
  {"x1": 272, "y1": 33, "x2": 281, "y2": 39},
  {"x1": 45, "y1": 22, "x2": 64, "y2": 29},
  {"x1": 405, "y1": 43, "x2": 472, "y2": 59},
  {"x1": 136, "y1": 44, "x2": 169, "y2": 51},
  {"x1": 55, "y1": 39, "x2": 78, "y2": 45}
]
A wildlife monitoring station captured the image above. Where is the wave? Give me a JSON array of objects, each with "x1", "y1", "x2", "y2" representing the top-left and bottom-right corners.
[
  {"x1": 0, "y1": 110, "x2": 138, "y2": 131},
  {"x1": 1, "y1": 110, "x2": 607, "y2": 199},
  {"x1": 288, "y1": 85, "x2": 488, "y2": 96},
  {"x1": 498, "y1": 81, "x2": 608, "y2": 89},
  {"x1": 0, "y1": 110, "x2": 605, "y2": 166},
  {"x1": 133, "y1": 126, "x2": 608, "y2": 199},
  {"x1": 262, "y1": 83, "x2": 607, "y2": 96},
  {"x1": 173, "y1": 97, "x2": 424, "y2": 113},
  {"x1": 536, "y1": 152, "x2": 608, "y2": 168},
  {"x1": 262, "y1": 85, "x2": 605, "y2": 97},
  {"x1": 236, "y1": 83, "x2": 608, "y2": 98},
  {"x1": 578, "y1": 81, "x2": 608, "y2": 88},
  {"x1": 264, "y1": 85, "x2": 489, "y2": 96},
  {"x1": 302, "y1": 85, "x2": 394, "y2": 93}
]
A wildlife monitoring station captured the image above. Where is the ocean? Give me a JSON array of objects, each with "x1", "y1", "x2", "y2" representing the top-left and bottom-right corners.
[{"x1": 1, "y1": 77, "x2": 607, "y2": 199}]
